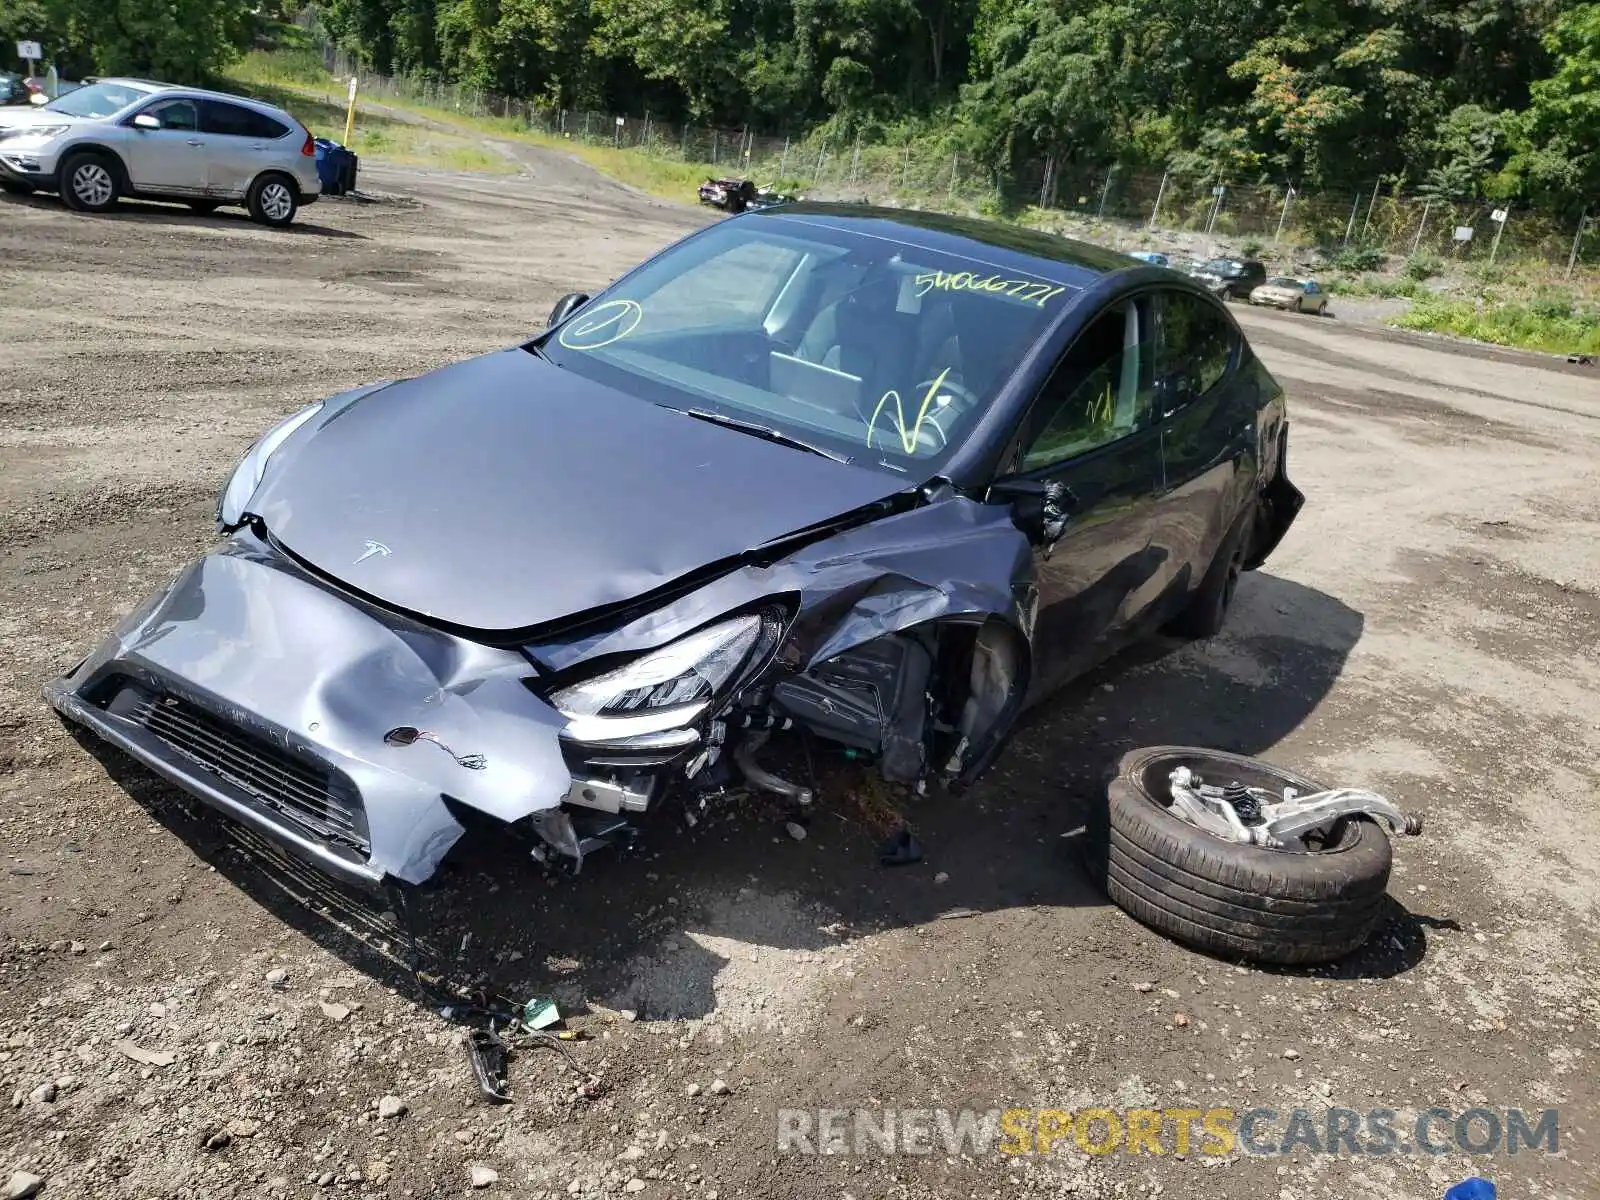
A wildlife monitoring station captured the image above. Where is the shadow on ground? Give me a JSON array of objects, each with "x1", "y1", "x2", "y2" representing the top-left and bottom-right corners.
[
  {"x1": 0, "y1": 190, "x2": 366, "y2": 238},
  {"x1": 69, "y1": 570, "x2": 1441, "y2": 1025}
]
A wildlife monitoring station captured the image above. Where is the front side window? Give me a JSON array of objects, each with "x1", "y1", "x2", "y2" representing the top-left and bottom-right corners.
[
  {"x1": 45, "y1": 81, "x2": 152, "y2": 118},
  {"x1": 534, "y1": 218, "x2": 1076, "y2": 475},
  {"x1": 1158, "y1": 293, "x2": 1235, "y2": 400},
  {"x1": 145, "y1": 99, "x2": 198, "y2": 132},
  {"x1": 1020, "y1": 302, "x2": 1155, "y2": 471}
]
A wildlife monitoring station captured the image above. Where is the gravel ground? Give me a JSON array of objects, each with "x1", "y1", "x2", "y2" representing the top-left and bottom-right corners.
[{"x1": 1, "y1": 147, "x2": 1597, "y2": 1200}]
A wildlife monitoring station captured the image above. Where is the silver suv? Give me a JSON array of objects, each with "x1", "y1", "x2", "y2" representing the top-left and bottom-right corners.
[{"x1": 0, "y1": 77, "x2": 322, "y2": 227}]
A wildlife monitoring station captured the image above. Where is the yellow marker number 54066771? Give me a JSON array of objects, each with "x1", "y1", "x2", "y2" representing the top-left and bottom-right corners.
[{"x1": 913, "y1": 270, "x2": 1066, "y2": 308}]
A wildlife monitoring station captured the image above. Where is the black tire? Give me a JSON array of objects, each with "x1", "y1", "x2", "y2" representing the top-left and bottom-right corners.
[
  {"x1": 1085, "y1": 746, "x2": 1393, "y2": 964},
  {"x1": 58, "y1": 150, "x2": 121, "y2": 213},
  {"x1": 186, "y1": 200, "x2": 220, "y2": 214},
  {"x1": 1291, "y1": 297, "x2": 1303, "y2": 313},
  {"x1": 1, "y1": 180, "x2": 34, "y2": 196},
  {"x1": 247, "y1": 173, "x2": 298, "y2": 227},
  {"x1": 1165, "y1": 511, "x2": 1249, "y2": 639}
]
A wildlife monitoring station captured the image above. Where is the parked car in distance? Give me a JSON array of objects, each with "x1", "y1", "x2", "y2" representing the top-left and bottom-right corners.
[
  {"x1": 0, "y1": 78, "x2": 321, "y2": 226},
  {"x1": 1249, "y1": 276, "x2": 1328, "y2": 315},
  {"x1": 47, "y1": 203, "x2": 1303, "y2": 889},
  {"x1": 1126, "y1": 250, "x2": 1169, "y2": 267},
  {"x1": 1190, "y1": 257, "x2": 1267, "y2": 300},
  {"x1": 0, "y1": 72, "x2": 42, "y2": 106}
]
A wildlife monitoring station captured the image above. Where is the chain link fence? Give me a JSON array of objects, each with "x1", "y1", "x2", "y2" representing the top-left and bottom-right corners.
[{"x1": 323, "y1": 46, "x2": 1596, "y2": 276}]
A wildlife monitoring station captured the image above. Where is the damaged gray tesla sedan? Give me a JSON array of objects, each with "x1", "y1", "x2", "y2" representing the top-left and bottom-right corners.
[{"x1": 46, "y1": 204, "x2": 1302, "y2": 888}]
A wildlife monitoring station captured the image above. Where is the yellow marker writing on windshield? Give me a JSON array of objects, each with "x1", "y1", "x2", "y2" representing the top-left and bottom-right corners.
[
  {"x1": 867, "y1": 367, "x2": 953, "y2": 454},
  {"x1": 557, "y1": 299, "x2": 643, "y2": 351}
]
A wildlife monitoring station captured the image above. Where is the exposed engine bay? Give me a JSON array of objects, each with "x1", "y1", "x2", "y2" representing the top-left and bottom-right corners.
[{"x1": 548, "y1": 619, "x2": 1021, "y2": 871}]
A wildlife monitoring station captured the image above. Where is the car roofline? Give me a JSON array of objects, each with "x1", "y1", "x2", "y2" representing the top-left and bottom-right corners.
[
  {"x1": 748, "y1": 202, "x2": 1139, "y2": 290},
  {"x1": 88, "y1": 78, "x2": 298, "y2": 120}
]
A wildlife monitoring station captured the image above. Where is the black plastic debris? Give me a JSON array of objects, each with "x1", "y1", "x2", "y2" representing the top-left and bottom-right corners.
[{"x1": 465, "y1": 1028, "x2": 513, "y2": 1103}]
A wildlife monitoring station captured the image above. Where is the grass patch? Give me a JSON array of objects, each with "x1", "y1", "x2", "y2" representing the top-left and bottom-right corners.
[
  {"x1": 232, "y1": 57, "x2": 730, "y2": 203},
  {"x1": 1323, "y1": 274, "x2": 1423, "y2": 299},
  {"x1": 1391, "y1": 298, "x2": 1600, "y2": 355},
  {"x1": 226, "y1": 72, "x2": 516, "y2": 175}
]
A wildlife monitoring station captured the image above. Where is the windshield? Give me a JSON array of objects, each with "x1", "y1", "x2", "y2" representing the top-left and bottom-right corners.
[
  {"x1": 1202, "y1": 259, "x2": 1242, "y2": 275},
  {"x1": 1266, "y1": 276, "x2": 1301, "y2": 288},
  {"x1": 45, "y1": 81, "x2": 152, "y2": 118},
  {"x1": 534, "y1": 218, "x2": 1072, "y2": 476}
]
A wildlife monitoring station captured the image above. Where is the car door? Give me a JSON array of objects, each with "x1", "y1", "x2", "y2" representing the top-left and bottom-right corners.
[
  {"x1": 994, "y1": 294, "x2": 1165, "y2": 699},
  {"x1": 121, "y1": 98, "x2": 207, "y2": 193},
  {"x1": 198, "y1": 100, "x2": 288, "y2": 198},
  {"x1": 1151, "y1": 289, "x2": 1257, "y2": 598}
]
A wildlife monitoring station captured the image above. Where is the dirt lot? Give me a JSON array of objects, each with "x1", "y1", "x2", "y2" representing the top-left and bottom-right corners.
[{"x1": 2, "y1": 148, "x2": 1598, "y2": 1200}]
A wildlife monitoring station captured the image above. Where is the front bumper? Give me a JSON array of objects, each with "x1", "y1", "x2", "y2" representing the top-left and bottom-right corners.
[
  {"x1": 44, "y1": 534, "x2": 663, "y2": 888},
  {"x1": 0, "y1": 145, "x2": 57, "y2": 187}
]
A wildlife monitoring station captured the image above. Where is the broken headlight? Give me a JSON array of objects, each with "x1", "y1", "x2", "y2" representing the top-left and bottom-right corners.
[
  {"x1": 550, "y1": 611, "x2": 782, "y2": 743},
  {"x1": 216, "y1": 401, "x2": 324, "y2": 531}
]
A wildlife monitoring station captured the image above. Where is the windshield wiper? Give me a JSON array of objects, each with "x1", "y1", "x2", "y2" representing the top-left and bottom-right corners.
[{"x1": 679, "y1": 408, "x2": 853, "y2": 465}]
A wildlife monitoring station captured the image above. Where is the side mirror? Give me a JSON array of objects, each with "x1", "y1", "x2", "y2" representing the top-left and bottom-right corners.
[
  {"x1": 132, "y1": 112, "x2": 161, "y2": 131},
  {"x1": 989, "y1": 478, "x2": 1077, "y2": 556},
  {"x1": 546, "y1": 291, "x2": 590, "y2": 328}
]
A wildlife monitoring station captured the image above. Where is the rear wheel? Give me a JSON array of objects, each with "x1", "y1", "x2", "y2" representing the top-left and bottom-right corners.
[
  {"x1": 247, "y1": 173, "x2": 297, "y2": 227},
  {"x1": 59, "y1": 151, "x2": 121, "y2": 213},
  {"x1": 186, "y1": 199, "x2": 219, "y2": 214},
  {"x1": 1165, "y1": 512, "x2": 1248, "y2": 639}
]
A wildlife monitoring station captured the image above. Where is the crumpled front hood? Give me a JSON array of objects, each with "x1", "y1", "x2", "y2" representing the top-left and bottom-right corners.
[{"x1": 251, "y1": 349, "x2": 908, "y2": 633}]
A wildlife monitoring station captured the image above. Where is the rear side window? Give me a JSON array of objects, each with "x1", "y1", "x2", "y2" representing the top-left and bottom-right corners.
[
  {"x1": 199, "y1": 100, "x2": 289, "y2": 139},
  {"x1": 1158, "y1": 293, "x2": 1235, "y2": 397}
]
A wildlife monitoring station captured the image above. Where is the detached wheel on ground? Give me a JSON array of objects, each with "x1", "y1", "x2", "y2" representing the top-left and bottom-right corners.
[
  {"x1": 247, "y1": 173, "x2": 298, "y2": 227},
  {"x1": 58, "y1": 151, "x2": 121, "y2": 213},
  {"x1": 1085, "y1": 746, "x2": 1394, "y2": 964}
]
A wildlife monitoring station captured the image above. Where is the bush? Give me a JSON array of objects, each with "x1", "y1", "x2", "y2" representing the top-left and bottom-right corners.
[
  {"x1": 1393, "y1": 298, "x2": 1600, "y2": 355},
  {"x1": 1402, "y1": 254, "x2": 1443, "y2": 281},
  {"x1": 1529, "y1": 288, "x2": 1576, "y2": 320},
  {"x1": 1329, "y1": 245, "x2": 1387, "y2": 272},
  {"x1": 1241, "y1": 236, "x2": 1265, "y2": 257}
]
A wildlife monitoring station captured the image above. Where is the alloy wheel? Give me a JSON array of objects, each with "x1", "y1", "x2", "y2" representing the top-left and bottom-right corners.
[
  {"x1": 260, "y1": 182, "x2": 292, "y2": 222},
  {"x1": 72, "y1": 162, "x2": 113, "y2": 207}
]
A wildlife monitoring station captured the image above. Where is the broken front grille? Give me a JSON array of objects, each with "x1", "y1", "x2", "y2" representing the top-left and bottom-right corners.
[{"x1": 111, "y1": 683, "x2": 371, "y2": 855}]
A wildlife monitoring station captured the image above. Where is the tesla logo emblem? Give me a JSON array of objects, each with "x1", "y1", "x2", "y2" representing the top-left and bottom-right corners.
[{"x1": 354, "y1": 540, "x2": 391, "y2": 565}]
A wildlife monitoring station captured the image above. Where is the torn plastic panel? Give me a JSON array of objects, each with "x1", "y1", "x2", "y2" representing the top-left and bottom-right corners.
[
  {"x1": 526, "y1": 488, "x2": 1037, "y2": 793},
  {"x1": 44, "y1": 533, "x2": 576, "y2": 888}
]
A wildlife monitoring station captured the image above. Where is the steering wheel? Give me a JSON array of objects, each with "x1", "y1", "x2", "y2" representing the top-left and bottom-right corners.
[{"x1": 868, "y1": 376, "x2": 982, "y2": 455}]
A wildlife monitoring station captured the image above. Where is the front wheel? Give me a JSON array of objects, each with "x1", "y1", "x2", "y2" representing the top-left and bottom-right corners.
[
  {"x1": 59, "y1": 151, "x2": 121, "y2": 213},
  {"x1": 247, "y1": 173, "x2": 298, "y2": 227}
]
